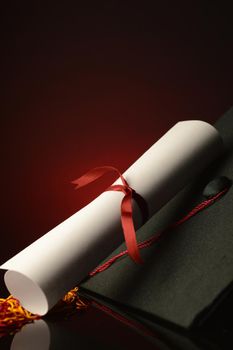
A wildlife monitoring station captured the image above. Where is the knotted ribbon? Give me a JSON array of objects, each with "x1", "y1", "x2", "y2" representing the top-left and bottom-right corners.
[{"x1": 71, "y1": 166, "x2": 143, "y2": 264}]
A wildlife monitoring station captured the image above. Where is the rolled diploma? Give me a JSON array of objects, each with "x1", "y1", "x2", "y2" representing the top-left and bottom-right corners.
[{"x1": 0, "y1": 121, "x2": 223, "y2": 315}]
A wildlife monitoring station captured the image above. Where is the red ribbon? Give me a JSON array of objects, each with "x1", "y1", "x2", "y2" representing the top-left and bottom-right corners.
[{"x1": 71, "y1": 166, "x2": 143, "y2": 264}]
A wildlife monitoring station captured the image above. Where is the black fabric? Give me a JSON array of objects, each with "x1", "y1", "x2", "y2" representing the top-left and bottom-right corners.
[
  {"x1": 80, "y1": 107, "x2": 233, "y2": 330},
  {"x1": 202, "y1": 176, "x2": 232, "y2": 198}
]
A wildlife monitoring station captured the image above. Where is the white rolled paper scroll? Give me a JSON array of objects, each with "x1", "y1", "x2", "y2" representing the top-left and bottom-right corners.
[{"x1": 1, "y1": 121, "x2": 223, "y2": 315}]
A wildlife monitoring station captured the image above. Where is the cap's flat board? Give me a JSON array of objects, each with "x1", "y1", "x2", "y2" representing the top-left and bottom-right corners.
[{"x1": 80, "y1": 107, "x2": 233, "y2": 329}]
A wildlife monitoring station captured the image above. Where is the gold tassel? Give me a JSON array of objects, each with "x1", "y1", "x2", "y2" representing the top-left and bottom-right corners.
[{"x1": 0, "y1": 287, "x2": 89, "y2": 336}]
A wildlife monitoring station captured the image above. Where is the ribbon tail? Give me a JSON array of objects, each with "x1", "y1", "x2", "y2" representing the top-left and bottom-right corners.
[
  {"x1": 71, "y1": 166, "x2": 122, "y2": 189},
  {"x1": 121, "y1": 193, "x2": 143, "y2": 264}
]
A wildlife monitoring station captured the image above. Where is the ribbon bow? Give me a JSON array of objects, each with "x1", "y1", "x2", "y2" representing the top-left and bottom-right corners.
[{"x1": 71, "y1": 166, "x2": 143, "y2": 264}]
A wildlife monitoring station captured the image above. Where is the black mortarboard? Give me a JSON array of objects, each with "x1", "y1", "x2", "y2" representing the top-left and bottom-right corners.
[{"x1": 79, "y1": 108, "x2": 233, "y2": 347}]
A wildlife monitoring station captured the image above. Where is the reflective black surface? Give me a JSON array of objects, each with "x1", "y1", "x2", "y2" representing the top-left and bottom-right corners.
[{"x1": 1, "y1": 292, "x2": 233, "y2": 350}]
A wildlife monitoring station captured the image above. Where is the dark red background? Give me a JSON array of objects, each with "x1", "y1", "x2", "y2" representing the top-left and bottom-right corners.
[{"x1": 1, "y1": 2, "x2": 232, "y2": 270}]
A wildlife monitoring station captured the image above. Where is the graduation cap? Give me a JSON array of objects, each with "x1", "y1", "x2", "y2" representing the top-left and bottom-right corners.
[{"x1": 78, "y1": 107, "x2": 233, "y2": 346}]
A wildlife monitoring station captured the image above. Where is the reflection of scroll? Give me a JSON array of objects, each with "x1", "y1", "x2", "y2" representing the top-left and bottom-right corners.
[
  {"x1": 12, "y1": 319, "x2": 167, "y2": 350},
  {"x1": 11, "y1": 320, "x2": 50, "y2": 350},
  {"x1": 11, "y1": 320, "x2": 96, "y2": 350},
  {"x1": 1, "y1": 121, "x2": 223, "y2": 316},
  {"x1": 10, "y1": 315, "x2": 203, "y2": 350}
]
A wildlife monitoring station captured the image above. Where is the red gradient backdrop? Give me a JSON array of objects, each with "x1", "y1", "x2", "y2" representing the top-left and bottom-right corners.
[{"x1": 1, "y1": 2, "x2": 232, "y2": 276}]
